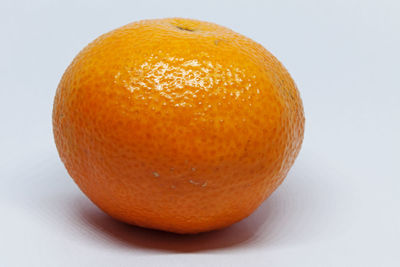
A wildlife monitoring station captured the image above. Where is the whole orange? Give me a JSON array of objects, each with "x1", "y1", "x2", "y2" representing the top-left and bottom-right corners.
[{"x1": 53, "y1": 18, "x2": 304, "y2": 234}]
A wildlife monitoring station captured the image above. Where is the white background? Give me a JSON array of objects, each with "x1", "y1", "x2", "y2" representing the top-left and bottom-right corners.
[{"x1": 1, "y1": 0, "x2": 399, "y2": 266}]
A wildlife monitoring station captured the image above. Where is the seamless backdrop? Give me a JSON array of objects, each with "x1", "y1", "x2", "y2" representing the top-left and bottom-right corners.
[{"x1": 1, "y1": 0, "x2": 399, "y2": 266}]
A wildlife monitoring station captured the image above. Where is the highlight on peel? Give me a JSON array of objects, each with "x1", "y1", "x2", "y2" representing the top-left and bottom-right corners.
[{"x1": 53, "y1": 18, "x2": 305, "y2": 234}]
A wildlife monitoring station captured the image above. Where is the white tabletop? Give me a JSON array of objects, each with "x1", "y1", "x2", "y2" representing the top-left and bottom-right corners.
[{"x1": 1, "y1": 0, "x2": 399, "y2": 266}]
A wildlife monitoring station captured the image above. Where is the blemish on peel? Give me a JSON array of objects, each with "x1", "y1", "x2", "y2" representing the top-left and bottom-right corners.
[
  {"x1": 152, "y1": 172, "x2": 160, "y2": 177},
  {"x1": 191, "y1": 167, "x2": 196, "y2": 171},
  {"x1": 189, "y1": 180, "x2": 207, "y2": 187}
]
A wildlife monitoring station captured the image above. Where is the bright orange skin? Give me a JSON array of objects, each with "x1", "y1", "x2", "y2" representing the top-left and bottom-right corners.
[{"x1": 53, "y1": 18, "x2": 304, "y2": 234}]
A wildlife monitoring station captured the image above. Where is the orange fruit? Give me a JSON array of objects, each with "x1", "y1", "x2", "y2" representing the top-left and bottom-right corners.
[{"x1": 53, "y1": 18, "x2": 305, "y2": 234}]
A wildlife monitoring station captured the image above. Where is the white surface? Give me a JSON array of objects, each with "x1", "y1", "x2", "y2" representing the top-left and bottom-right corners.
[{"x1": 1, "y1": 0, "x2": 399, "y2": 266}]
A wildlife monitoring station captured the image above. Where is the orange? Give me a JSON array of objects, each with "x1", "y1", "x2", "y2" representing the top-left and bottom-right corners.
[{"x1": 53, "y1": 18, "x2": 305, "y2": 234}]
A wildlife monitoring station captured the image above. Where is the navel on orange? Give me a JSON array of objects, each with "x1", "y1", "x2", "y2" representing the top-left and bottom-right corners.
[{"x1": 53, "y1": 18, "x2": 305, "y2": 234}]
